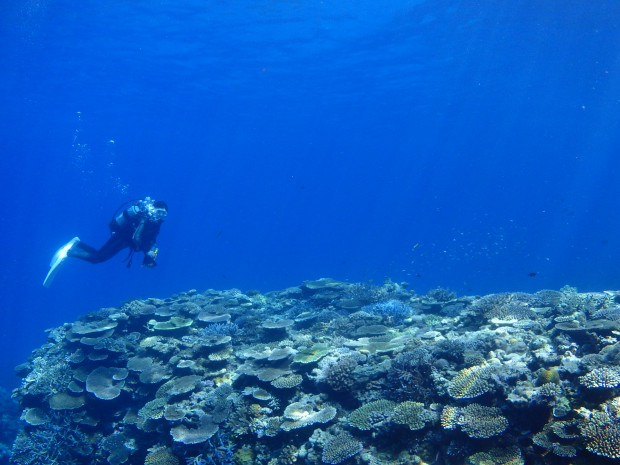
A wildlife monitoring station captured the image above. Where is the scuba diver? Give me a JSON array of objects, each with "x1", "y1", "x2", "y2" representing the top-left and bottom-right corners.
[{"x1": 43, "y1": 197, "x2": 168, "y2": 287}]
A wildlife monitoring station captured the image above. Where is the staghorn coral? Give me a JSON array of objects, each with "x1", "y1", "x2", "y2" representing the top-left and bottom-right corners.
[
  {"x1": 185, "y1": 431, "x2": 235, "y2": 465},
  {"x1": 11, "y1": 413, "x2": 94, "y2": 465},
  {"x1": 22, "y1": 357, "x2": 73, "y2": 396}
]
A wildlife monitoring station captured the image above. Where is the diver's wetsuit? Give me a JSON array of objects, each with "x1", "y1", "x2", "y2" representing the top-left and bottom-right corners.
[{"x1": 68, "y1": 203, "x2": 162, "y2": 267}]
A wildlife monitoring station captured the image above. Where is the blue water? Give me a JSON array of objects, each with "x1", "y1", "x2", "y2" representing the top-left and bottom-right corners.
[{"x1": 0, "y1": 0, "x2": 618, "y2": 388}]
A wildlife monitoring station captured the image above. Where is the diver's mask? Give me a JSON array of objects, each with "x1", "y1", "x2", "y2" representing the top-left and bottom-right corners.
[{"x1": 140, "y1": 197, "x2": 167, "y2": 222}]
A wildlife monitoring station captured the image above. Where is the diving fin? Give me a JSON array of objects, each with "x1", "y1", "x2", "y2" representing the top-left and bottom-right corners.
[{"x1": 43, "y1": 237, "x2": 80, "y2": 287}]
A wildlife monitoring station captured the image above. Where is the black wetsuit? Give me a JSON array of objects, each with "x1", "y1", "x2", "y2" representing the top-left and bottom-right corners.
[{"x1": 68, "y1": 204, "x2": 162, "y2": 267}]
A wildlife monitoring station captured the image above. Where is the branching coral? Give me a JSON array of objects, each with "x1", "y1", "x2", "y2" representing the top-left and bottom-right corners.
[
  {"x1": 441, "y1": 404, "x2": 508, "y2": 439},
  {"x1": 322, "y1": 356, "x2": 358, "y2": 392},
  {"x1": 447, "y1": 364, "x2": 492, "y2": 399},
  {"x1": 321, "y1": 432, "x2": 363, "y2": 464},
  {"x1": 361, "y1": 300, "x2": 412, "y2": 324},
  {"x1": 579, "y1": 406, "x2": 620, "y2": 459}
]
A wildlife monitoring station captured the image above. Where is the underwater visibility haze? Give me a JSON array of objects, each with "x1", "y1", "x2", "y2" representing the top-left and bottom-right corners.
[{"x1": 0, "y1": 0, "x2": 619, "y2": 463}]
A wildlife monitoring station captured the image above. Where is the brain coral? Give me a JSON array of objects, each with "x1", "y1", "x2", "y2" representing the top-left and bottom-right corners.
[{"x1": 321, "y1": 432, "x2": 363, "y2": 464}]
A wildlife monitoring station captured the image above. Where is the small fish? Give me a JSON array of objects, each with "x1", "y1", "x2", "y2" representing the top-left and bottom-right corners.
[{"x1": 527, "y1": 272, "x2": 537, "y2": 277}]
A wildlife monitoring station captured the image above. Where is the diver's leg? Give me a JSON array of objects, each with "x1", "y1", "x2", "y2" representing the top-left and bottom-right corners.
[
  {"x1": 93, "y1": 234, "x2": 131, "y2": 262},
  {"x1": 68, "y1": 236, "x2": 128, "y2": 264},
  {"x1": 67, "y1": 241, "x2": 101, "y2": 263}
]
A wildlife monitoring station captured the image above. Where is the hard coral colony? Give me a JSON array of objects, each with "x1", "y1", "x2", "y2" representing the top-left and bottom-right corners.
[{"x1": 9, "y1": 279, "x2": 620, "y2": 465}]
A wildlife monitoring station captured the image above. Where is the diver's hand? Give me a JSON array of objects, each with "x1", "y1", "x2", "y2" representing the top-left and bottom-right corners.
[{"x1": 143, "y1": 251, "x2": 158, "y2": 268}]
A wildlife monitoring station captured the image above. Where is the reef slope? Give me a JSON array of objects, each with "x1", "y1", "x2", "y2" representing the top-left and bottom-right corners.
[{"x1": 11, "y1": 279, "x2": 620, "y2": 465}]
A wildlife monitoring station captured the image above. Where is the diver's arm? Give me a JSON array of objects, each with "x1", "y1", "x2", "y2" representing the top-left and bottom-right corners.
[
  {"x1": 141, "y1": 222, "x2": 161, "y2": 267},
  {"x1": 142, "y1": 243, "x2": 159, "y2": 267}
]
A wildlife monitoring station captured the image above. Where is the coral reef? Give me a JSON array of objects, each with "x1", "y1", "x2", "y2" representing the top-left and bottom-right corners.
[
  {"x1": 321, "y1": 432, "x2": 362, "y2": 464},
  {"x1": 9, "y1": 281, "x2": 620, "y2": 465},
  {"x1": 0, "y1": 387, "x2": 18, "y2": 465}
]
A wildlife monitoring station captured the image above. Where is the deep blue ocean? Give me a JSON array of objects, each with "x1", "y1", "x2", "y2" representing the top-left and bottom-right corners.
[{"x1": 0, "y1": 0, "x2": 618, "y2": 390}]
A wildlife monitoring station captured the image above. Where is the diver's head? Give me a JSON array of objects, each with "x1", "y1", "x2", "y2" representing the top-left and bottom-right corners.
[
  {"x1": 153, "y1": 200, "x2": 168, "y2": 212},
  {"x1": 152, "y1": 200, "x2": 168, "y2": 221},
  {"x1": 142, "y1": 197, "x2": 168, "y2": 221}
]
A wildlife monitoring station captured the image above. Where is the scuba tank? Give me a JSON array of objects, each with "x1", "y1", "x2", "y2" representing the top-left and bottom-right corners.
[{"x1": 108, "y1": 198, "x2": 141, "y2": 232}]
